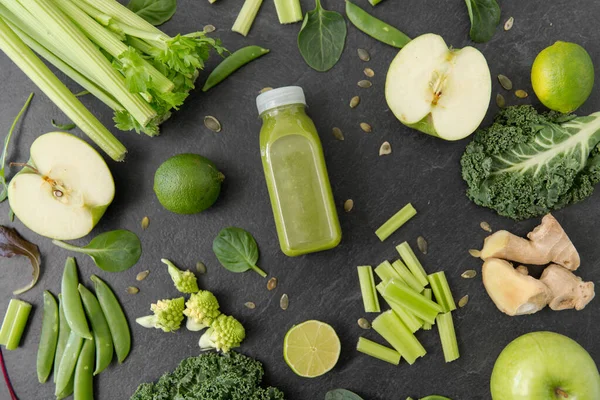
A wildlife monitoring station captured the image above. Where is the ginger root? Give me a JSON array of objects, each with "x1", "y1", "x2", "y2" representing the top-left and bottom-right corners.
[
  {"x1": 540, "y1": 264, "x2": 595, "y2": 311},
  {"x1": 480, "y1": 214, "x2": 580, "y2": 270}
]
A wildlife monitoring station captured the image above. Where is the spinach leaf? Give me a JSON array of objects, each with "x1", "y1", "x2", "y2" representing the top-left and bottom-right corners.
[
  {"x1": 0, "y1": 225, "x2": 41, "y2": 295},
  {"x1": 127, "y1": 0, "x2": 177, "y2": 26},
  {"x1": 212, "y1": 227, "x2": 267, "y2": 277},
  {"x1": 298, "y1": 0, "x2": 347, "y2": 72},
  {"x1": 51, "y1": 119, "x2": 76, "y2": 131},
  {"x1": 53, "y1": 230, "x2": 142, "y2": 272},
  {"x1": 465, "y1": 0, "x2": 501, "y2": 43},
  {"x1": 325, "y1": 389, "x2": 363, "y2": 400}
]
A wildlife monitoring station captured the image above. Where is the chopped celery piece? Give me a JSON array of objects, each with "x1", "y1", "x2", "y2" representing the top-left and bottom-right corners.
[
  {"x1": 274, "y1": 0, "x2": 302, "y2": 24},
  {"x1": 375, "y1": 203, "x2": 416, "y2": 241},
  {"x1": 422, "y1": 289, "x2": 433, "y2": 330},
  {"x1": 374, "y1": 260, "x2": 403, "y2": 282},
  {"x1": 358, "y1": 266, "x2": 380, "y2": 312},
  {"x1": 437, "y1": 312, "x2": 459, "y2": 362},
  {"x1": 397, "y1": 242, "x2": 429, "y2": 287},
  {"x1": 372, "y1": 310, "x2": 426, "y2": 365},
  {"x1": 391, "y1": 260, "x2": 424, "y2": 292},
  {"x1": 356, "y1": 337, "x2": 401, "y2": 365},
  {"x1": 232, "y1": 0, "x2": 263, "y2": 37},
  {"x1": 428, "y1": 272, "x2": 456, "y2": 313},
  {"x1": 382, "y1": 279, "x2": 442, "y2": 325},
  {"x1": 376, "y1": 282, "x2": 422, "y2": 333},
  {"x1": 0, "y1": 299, "x2": 32, "y2": 350}
]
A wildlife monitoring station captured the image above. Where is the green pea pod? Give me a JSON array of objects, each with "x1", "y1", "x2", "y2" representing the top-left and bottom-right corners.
[
  {"x1": 55, "y1": 331, "x2": 84, "y2": 396},
  {"x1": 54, "y1": 294, "x2": 70, "y2": 383},
  {"x1": 345, "y1": 1, "x2": 411, "y2": 48},
  {"x1": 37, "y1": 291, "x2": 59, "y2": 383},
  {"x1": 78, "y1": 284, "x2": 114, "y2": 375},
  {"x1": 91, "y1": 275, "x2": 131, "y2": 363},
  {"x1": 61, "y1": 258, "x2": 92, "y2": 340},
  {"x1": 56, "y1": 376, "x2": 74, "y2": 400},
  {"x1": 202, "y1": 46, "x2": 270, "y2": 92},
  {"x1": 74, "y1": 338, "x2": 95, "y2": 400}
]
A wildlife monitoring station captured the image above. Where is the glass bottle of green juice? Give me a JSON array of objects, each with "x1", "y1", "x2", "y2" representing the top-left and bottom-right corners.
[{"x1": 256, "y1": 86, "x2": 341, "y2": 256}]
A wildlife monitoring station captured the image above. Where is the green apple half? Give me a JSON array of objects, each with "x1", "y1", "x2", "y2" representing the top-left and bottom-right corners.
[
  {"x1": 8, "y1": 132, "x2": 115, "y2": 240},
  {"x1": 491, "y1": 331, "x2": 600, "y2": 400},
  {"x1": 385, "y1": 33, "x2": 491, "y2": 141}
]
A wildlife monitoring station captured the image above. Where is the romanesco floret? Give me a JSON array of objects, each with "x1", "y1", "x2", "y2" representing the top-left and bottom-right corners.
[
  {"x1": 199, "y1": 314, "x2": 245, "y2": 353},
  {"x1": 136, "y1": 297, "x2": 185, "y2": 332},
  {"x1": 162, "y1": 258, "x2": 199, "y2": 293},
  {"x1": 183, "y1": 290, "x2": 221, "y2": 331}
]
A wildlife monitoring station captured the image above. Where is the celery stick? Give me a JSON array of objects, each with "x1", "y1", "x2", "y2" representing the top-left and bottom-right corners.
[
  {"x1": 396, "y1": 242, "x2": 429, "y2": 287},
  {"x1": 422, "y1": 289, "x2": 433, "y2": 330},
  {"x1": 374, "y1": 260, "x2": 403, "y2": 282},
  {"x1": 372, "y1": 310, "x2": 426, "y2": 365},
  {"x1": 437, "y1": 312, "x2": 459, "y2": 362},
  {"x1": 232, "y1": 0, "x2": 263, "y2": 37},
  {"x1": 376, "y1": 282, "x2": 422, "y2": 333},
  {"x1": 391, "y1": 260, "x2": 424, "y2": 292},
  {"x1": 375, "y1": 203, "x2": 416, "y2": 241},
  {"x1": 0, "y1": 299, "x2": 32, "y2": 350},
  {"x1": 428, "y1": 272, "x2": 456, "y2": 313},
  {"x1": 358, "y1": 266, "x2": 380, "y2": 313},
  {"x1": 0, "y1": 16, "x2": 127, "y2": 161},
  {"x1": 382, "y1": 279, "x2": 442, "y2": 325},
  {"x1": 356, "y1": 337, "x2": 401, "y2": 365},
  {"x1": 274, "y1": 0, "x2": 303, "y2": 24}
]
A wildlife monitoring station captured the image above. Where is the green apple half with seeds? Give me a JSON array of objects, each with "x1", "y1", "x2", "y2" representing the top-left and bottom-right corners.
[
  {"x1": 385, "y1": 33, "x2": 491, "y2": 141},
  {"x1": 491, "y1": 331, "x2": 600, "y2": 400},
  {"x1": 8, "y1": 132, "x2": 115, "y2": 240}
]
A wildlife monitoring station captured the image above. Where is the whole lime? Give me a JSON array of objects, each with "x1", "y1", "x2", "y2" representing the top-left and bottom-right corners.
[
  {"x1": 531, "y1": 41, "x2": 594, "y2": 113},
  {"x1": 154, "y1": 154, "x2": 224, "y2": 214}
]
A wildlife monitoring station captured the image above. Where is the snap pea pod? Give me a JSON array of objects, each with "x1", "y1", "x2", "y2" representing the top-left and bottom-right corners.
[
  {"x1": 202, "y1": 46, "x2": 270, "y2": 91},
  {"x1": 91, "y1": 275, "x2": 131, "y2": 363},
  {"x1": 345, "y1": 1, "x2": 411, "y2": 48},
  {"x1": 74, "y1": 338, "x2": 95, "y2": 400},
  {"x1": 61, "y1": 258, "x2": 92, "y2": 340},
  {"x1": 78, "y1": 284, "x2": 113, "y2": 375},
  {"x1": 56, "y1": 375, "x2": 74, "y2": 400},
  {"x1": 55, "y1": 331, "x2": 84, "y2": 396},
  {"x1": 37, "y1": 291, "x2": 59, "y2": 383},
  {"x1": 54, "y1": 294, "x2": 69, "y2": 383}
]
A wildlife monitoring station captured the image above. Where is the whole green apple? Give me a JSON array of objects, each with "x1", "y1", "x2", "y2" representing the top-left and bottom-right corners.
[{"x1": 491, "y1": 332, "x2": 600, "y2": 400}]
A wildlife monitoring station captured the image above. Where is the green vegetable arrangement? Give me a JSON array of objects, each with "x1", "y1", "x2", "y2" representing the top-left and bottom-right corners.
[{"x1": 461, "y1": 105, "x2": 600, "y2": 220}]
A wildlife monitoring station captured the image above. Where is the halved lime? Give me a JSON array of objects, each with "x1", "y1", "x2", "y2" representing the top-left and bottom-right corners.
[{"x1": 283, "y1": 320, "x2": 341, "y2": 378}]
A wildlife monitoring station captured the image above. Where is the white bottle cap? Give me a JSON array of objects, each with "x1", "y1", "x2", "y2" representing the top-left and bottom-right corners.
[{"x1": 256, "y1": 86, "x2": 306, "y2": 115}]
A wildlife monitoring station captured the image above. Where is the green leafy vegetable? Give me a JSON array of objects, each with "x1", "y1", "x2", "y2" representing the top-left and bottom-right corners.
[
  {"x1": 0, "y1": 226, "x2": 41, "y2": 295},
  {"x1": 127, "y1": 0, "x2": 177, "y2": 26},
  {"x1": 52, "y1": 230, "x2": 142, "y2": 272},
  {"x1": 461, "y1": 105, "x2": 600, "y2": 220},
  {"x1": 50, "y1": 119, "x2": 76, "y2": 131},
  {"x1": 326, "y1": 389, "x2": 364, "y2": 400},
  {"x1": 213, "y1": 227, "x2": 267, "y2": 278},
  {"x1": 464, "y1": 0, "x2": 501, "y2": 43},
  {"x1": 298, "y1": 0, "x2": 347, "y2": 72}
]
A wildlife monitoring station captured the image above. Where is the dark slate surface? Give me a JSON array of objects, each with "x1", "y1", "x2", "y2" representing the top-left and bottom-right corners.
[{"x1": 1, "y1": 0, "x2": 600, "y2": 399}]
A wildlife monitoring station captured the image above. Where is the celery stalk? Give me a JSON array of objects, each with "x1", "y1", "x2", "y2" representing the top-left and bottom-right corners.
[
  {"x1": 376, "y1": 283, "x2": 423, "y2": 333},
  {"x1": 372, "y1": 310, "x2": 426, "y2": 365},
  {"x1": 0, "y1": 299, "x2": 32, "y2": 350},
  {"x1": 375, "y1": 203, "x2": 416, "y2": 241},
  {"x1": 391, "y1": 260, "x2": 424, "y2": 293},
  {"x1": 356, "y1": 337, "x2": 401, "y2": 365},
  {"x1": 428, "y1": 272, "x2": 456, "y2": 313},
  {"x1": 0, "y1": 16, "x2": 127, "y2": 161},
  {"x1": 358, "y1": 266, "x2": 380, "y2": 313},
  {"x1": 382, "y1": 279, "x2": 442, "y2": 325},
  {"x1": 437, "y1": 312, "x2": 459, "y2": 362},
  {"x1": 274, "y1": 0, "x2": 303, "y2": 24},
  {"x1": 374, "y1": 260, "x2": 403, "y2": 283},
  {"x1": 396, "y1": 242, "x2": 429, "y2": 287},
  {"x1": 422, "y1": 289, "x2": 433, "y2": 330},
  {"x1": 232, "y1": 0, "x2": 263, "y2": 37}
]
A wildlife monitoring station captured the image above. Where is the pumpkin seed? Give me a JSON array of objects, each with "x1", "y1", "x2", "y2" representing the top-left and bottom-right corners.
[
  {"x1": 357, "y1": 48, "x2": 370, "y2": 62},
  {"x1": 204, "y1": 115, "x2": 222, "y2": 132},
  {"x1": 196, "y1": 261, "x2": 207, "y2": 274},
  {"x1": 136, "y1": 270, "x2": 150, "y2": 281},
  {"x1": 332, "y1": 127, "x2": 345, "y2": 141},
  {"x1": 461, "y1": 270, "x2": 477, "y2": 279},
  {"x1": 497, "y1": 74, "x2": 513, "y2": 90},
  {"x1": 360, "y1": 122, "x2": 372, "y2": 133},
  {"x1": 363, "y1": 68, "x2": 375, "y2": 78},
  {"x1": 496, "y1": 93, "x2": 506, "y2": 108},
  {"x1": 267, "y1": 277, "x2": 278, "y2": 291},
  {"x1": 379, "y1": 141, "x2": 391, "y2": 155},
  {"x1": 458, "y1": 295, "x2": 469, "y2": 308},
  {"x1": 349, "y1": 96, "x2": 360, "y2": 108},
  {"x1": 244, "y1": 301, "x2": 256, "y2": 309},
  {"x1": 259, "y1": 87, "x2": 273, "y2": 94},
  {"x1": 358, "y1": 80, "x2": 372, "y2": 88},
  {"x1": 280, "y1": 294, "x2": 289, "y2": 310},
  {"x1": 480, "y1": 221, "x2": 492, "y2": 232},
  {"x1": 516, "y1": 265, "x2": 529, "y2": 276},
  {"x1": 357, "y1": 318, "x2": 371, "y2": 330},
  {"x1": 126, "y1": 286, "x2": 139, "y2": 295},
  {"x1": 141, "y1": 216, "x2": 149, "y2": 230},
  {"x1": 417, "y1": 236, "x2": 428, "y2": 255},
  {"x1": 504, "y1": 17, "x2": 514, "y2": 31},
  {"x1": 203, "y1": 24, "x2": 216, "y2": 33},
  {"x1": 515, "y1": 89, "x2": 528, "y2": 99},
  {"x1": 344, "y1": 199, "x2": 354, "y2": 212},
  {"x1": 469, "y1": 249, "x2": 481, "y2": 258}
]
